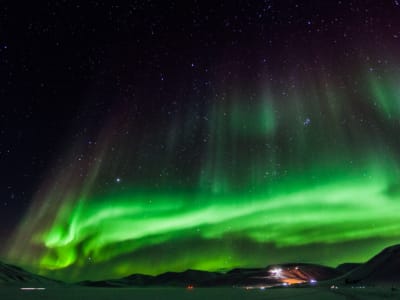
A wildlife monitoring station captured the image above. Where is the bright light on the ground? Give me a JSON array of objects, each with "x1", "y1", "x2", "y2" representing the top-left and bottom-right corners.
[{"x1": 270, "y1": 267, "x2": 282, "y2": 277}]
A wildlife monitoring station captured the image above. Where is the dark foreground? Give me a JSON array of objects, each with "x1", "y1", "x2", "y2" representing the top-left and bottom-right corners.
[{"x1": 0, "y1": 287, "x2": 399, "y2": 300}]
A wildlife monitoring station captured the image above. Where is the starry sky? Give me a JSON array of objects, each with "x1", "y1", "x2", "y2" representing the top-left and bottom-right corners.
[{"x1": 1, "y1": 1, "x2": 400, "y2": 282}]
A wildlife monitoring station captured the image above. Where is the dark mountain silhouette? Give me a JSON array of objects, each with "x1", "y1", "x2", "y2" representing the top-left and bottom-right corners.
[
  {"x1": 335, "y1": 263, "x2": 361, "y2": 274},
  {"x1": 80, "y1": 270, "x2": 224, "y2": 287},
  {"x1": 79, "y1": 263, "x2": 341, "y2": 287},
  {"x1": 334, "y1": 244, "x2": 400, "y2": 286},
  {"x1": 3, "y1": 243, "x2": 400, "y2": 288},
  {"x1": 80, "y1": 274, "x2": 154, "y2": 287}
]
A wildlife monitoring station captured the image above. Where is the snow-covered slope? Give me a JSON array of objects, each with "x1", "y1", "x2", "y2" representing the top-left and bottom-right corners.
[{"x1": 0, "y1": 261, "x2": 62, "y2": 286}]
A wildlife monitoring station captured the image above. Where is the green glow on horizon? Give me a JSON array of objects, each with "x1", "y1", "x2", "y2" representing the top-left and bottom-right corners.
[
  {"x1": 43, "y1": 173, "x2": 398, "y2": 257},
  {"x1": 5, "y1": 67, "x2": 400, "y2": 282}
]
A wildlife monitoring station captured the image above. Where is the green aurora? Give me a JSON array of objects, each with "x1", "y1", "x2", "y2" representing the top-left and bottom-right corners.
[{"x1": 5, "y1": 67, "x2": 400, "y2": 282}]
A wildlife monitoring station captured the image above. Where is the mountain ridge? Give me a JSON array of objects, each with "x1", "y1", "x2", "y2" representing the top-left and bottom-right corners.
[
  {"x1": 332, "y1": 244, "x2": 400, "y2": 286},
  {"x1": 2, "y1": 243, "x2": 400, "y2": 288}
]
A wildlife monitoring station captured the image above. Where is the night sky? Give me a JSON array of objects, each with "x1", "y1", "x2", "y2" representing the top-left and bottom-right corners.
[{"x1": 1, "y1": 1, "x2": 400, "y2": 282}]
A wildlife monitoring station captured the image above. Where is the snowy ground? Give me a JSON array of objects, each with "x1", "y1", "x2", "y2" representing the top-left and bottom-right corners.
[{"x1": 0, "y1": 287, "x2": 399, "y2": 300}]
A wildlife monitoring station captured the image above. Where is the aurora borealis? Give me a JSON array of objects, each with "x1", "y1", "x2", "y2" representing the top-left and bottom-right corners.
[{"x1": 2, "y1": 1, "x2": 400, "y2": 283}]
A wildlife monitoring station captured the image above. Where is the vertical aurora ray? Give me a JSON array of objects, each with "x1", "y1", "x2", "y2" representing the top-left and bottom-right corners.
[
  {"x1": 367, "y1": 71, "x2": 400, "y2": 120},
  {"x1": 5, "y1": 63, "x2": 400, "y2": 282}
]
